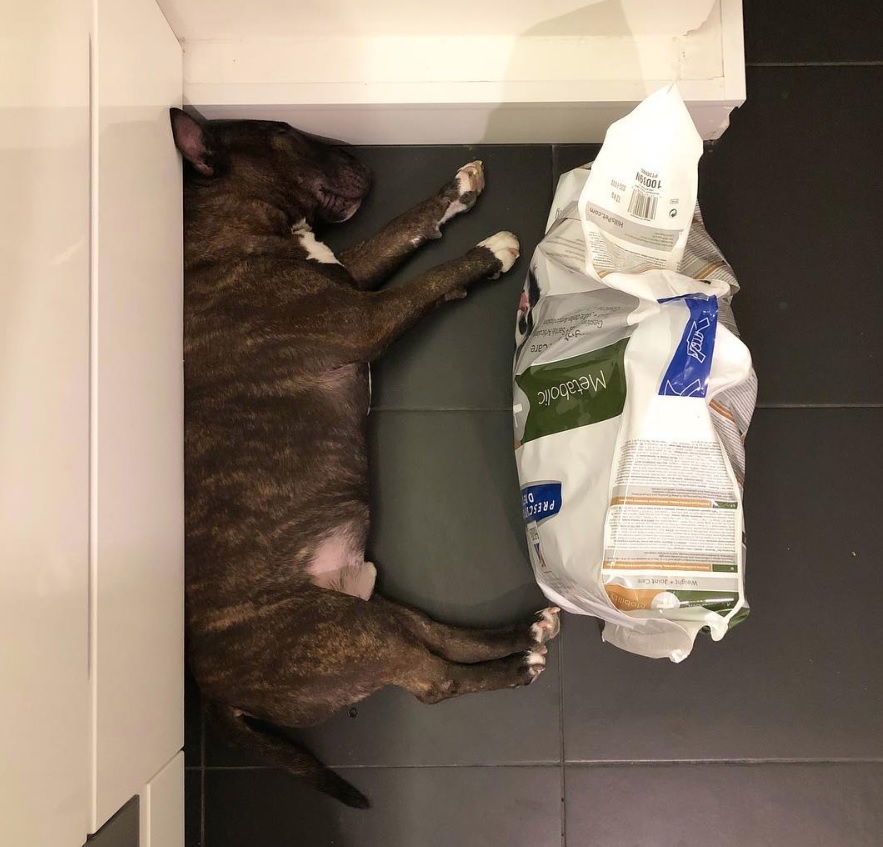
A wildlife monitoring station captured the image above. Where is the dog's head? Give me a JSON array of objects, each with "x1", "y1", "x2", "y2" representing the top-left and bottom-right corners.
[{"x1": 170, "y1": 109, "x2": 371, "y2": 225}]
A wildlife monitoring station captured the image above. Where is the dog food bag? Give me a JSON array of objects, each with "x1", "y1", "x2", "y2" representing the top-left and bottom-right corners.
[{"x1": 513, "y1": 85, "x2": 758, "y2": 662}]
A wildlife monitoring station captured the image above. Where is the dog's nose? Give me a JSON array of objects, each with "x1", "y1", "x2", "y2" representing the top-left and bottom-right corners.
[{"x1": 332, "y1": 147, "x2": 371, "y2": 195}]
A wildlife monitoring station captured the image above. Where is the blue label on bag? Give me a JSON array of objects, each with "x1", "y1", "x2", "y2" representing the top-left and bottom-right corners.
[
  {"x1": 658, "y1": 295, "x2": 718, "y2": 398},
  {"x1": 521, "y1": 482, "x2": 562, "y2": 524}
]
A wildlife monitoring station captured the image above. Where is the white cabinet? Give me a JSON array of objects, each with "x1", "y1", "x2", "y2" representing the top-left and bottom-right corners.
[
  {"x1": 92, "y1": 0, "x2": 184, "y2": 830},
  {"x1": 1, "y1": 0, "x2": 184, "y2": 844},
  {"x1": 140, "y1": 753, "x2": 185, "y2": 847},
  {"x1": 0, "y1": 2, "x2": 92, "y2": 845},
  {"x1": 159, "y1": 0, "x2": 746, "y2": 143}
]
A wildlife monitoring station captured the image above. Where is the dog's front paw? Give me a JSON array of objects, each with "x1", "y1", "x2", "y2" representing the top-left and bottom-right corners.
[
  {"x1": 478, "y1": 231, "x2": 520, "y2": 278},
  {"x1": 530, "y1": 607, "x2": 561, "y2": 646},
  {"x1": 454, "y1": 160, "x2": 485, "y2": 206},
  {"x1": 498, "y1": 646, "x2": 549, "y2": 689},
  {"x1": 524, "y1": 646, "x2": 548, "y2": 682},
  {"x1": 438, "y1": 161, "x2": 485, "y2": 226}
]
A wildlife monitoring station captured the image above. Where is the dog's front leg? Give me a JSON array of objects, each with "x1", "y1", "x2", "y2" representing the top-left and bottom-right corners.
[
  {"x1": 270, "y1": 232, "x2": 518, "y2": 368},
  {"x1": 357, "y1": 231, "x2": 520, "y2": 359},
  {"x1": 339, "y1": 161, "x2": 485, "y2": 290}
]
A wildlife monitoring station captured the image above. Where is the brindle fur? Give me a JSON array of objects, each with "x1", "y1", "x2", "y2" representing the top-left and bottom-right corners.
[{"x1": 171, "y1": 109, "x2": 560, "y2": 808}]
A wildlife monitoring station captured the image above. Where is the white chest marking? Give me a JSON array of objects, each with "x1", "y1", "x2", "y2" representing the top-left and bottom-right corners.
[{"x1": 294, "y1": 222, "x2": 340, "y2": 265}]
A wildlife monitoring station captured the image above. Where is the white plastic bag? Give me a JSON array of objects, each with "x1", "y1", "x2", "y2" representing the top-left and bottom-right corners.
[{"x1": 513, "y1": 86, "x2": 758, "y2": 662}]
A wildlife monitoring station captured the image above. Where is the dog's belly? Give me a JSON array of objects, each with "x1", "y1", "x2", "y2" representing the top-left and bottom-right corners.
[
  {"x1": 185, "y1": 358, "x2": 373, "y2": 606},
  {"x1": 301, "y1": 364, "x2": 375, "y2": 599}
]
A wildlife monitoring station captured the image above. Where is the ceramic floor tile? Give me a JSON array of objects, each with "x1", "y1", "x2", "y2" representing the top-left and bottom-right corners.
[
  {"x1": 322, "y1": 146, "x2": 553, "y2": 410},
  {"x1": 205, "y1": 766, "x2": 563, "y2": 847},
  {"x1": 184, "y1": 666, "x2": 202, "y2": 768},
  {"x1": 566, "y1": 763, "x2": 883, "y2": 847},
  {"x1": 698, "y1": 67, "x2": 883, "y2": 405},
  {"x1": 365, "y1": 410, "x2": 544, "y2": 627},
  {"x1": 743, "y1": 0, "x2": 883, "y2": 64},
  {"x1": 184, "y1": 770, "x2": 202, "y2": 847},
  {"x1": 206, "y1": 409, "x2": 560, "y2": 768},
  {"x1": 562, "y1": 408, "x2": 883, "y2": 762},
  {"x1": 84, "y1": 797, "x2": 138, "y2": 847},
  {"x1": 552, "y1": 144, "x2": 602, "y2": 182}
]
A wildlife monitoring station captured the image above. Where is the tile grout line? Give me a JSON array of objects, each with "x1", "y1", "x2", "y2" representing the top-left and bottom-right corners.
[
  {"x1": 758, "y1": 405, "x2": 883, "y2": 410},
  {"x1": 200, "y1": 762, "x2": 564, "y2": 771},
  {"x1": 558, "y1": 619, "x2": 567, "y2": 847},
  {"x1": 200, "y1": 703, "x2": 206, "y2": 847},
  {"x1": 755, "y1": 402, "x2": 883, "y2": 409},
  {"x1": 747, "y1": 61, "x2": 883, "y2": 67},
  {"x1": 562, "y1": 757, "x2": 883, "y2": 767},
  {"x1": 198, "y1": 757, "x2": 883, "y2": 772},
  {"x1": 369, "y1": 404, "x2": 883, "y2": 413}
]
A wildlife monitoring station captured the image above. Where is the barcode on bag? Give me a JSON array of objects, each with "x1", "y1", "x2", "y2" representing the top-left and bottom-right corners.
[{"x1": 628, "y1": 188, "x2": 658, "y2": 221}]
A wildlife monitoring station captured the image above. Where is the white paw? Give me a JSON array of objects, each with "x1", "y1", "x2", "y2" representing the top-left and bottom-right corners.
[
  {"x1": 439, "y1": 161, "x2": 485, "y2": 225},
  {"x1": 478, "y1": 231, "x2": 520, "y2": 275},
  {"x1": 455, "y1": 160, "x2": 485, "y2": 198},
  {"x1": 525, "y1": 646, "x2": 547, "y2": 680},
  {"x1": 530, "y1": 607, "x2": 561, "y2": 645}
]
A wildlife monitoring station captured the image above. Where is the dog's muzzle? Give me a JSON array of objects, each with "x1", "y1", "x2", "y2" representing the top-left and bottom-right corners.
[{"x1": 319, "y1": 188, "x2": 363, "y2": 223}]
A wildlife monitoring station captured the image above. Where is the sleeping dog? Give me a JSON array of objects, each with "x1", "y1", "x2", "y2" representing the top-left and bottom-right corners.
[{"x1": 170, "y1": 109, "x2": 560, "y2": 808}]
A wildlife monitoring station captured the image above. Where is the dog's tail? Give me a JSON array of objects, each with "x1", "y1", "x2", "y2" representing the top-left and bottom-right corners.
[{"x1": 205, "y1": 700, "x2": 370, "y2": 809}]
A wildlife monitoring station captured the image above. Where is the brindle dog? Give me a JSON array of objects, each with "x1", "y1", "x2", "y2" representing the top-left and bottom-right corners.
[{"x1": 171, "y1": 109, "x2": 560, "y2": 808}]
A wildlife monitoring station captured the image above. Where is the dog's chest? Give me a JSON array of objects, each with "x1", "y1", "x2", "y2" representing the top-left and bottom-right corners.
[{"x1": 292, "y1": 220, "x2": 339, "y2": 265}]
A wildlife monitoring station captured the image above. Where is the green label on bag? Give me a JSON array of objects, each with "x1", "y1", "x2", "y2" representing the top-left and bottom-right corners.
[{"x1": 516, "y1": 338, "x2": 629, "y2": 443}]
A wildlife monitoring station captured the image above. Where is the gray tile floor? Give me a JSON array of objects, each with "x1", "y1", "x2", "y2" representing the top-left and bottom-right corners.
[{"x1": 185, "y1": 4, "x2": 883, "y2": 844}]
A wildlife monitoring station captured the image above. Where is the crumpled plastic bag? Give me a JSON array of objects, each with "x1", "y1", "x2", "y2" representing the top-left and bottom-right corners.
[{"x1": 513, "y1": 86, "x2": 757, "y2": 662}]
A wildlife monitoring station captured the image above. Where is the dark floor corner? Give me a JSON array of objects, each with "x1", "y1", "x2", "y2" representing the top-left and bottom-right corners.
[
  {"x1": 85, "y1": 797, "x2": 139, "y2": 847},
  {"x1": 187, "y1": 3, "x2": 883, "y2": 845}
]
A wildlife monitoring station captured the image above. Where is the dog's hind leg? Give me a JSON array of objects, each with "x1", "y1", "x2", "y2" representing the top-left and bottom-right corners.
[
  {"x1": 339, "y1": 161, "x2": 486, "y2": 289},
  {"x1": 394, "y1": 646, "x2": 550, "y2": 705},
  {"x1": 306, "y1": 535, "x2": 559, "y2": 662},
  {"x1": 221, "y1": 587, "x2": 553, "y2": 719},
  {"x1": 299, "y1": 590, "x2": 558, "y2": 704},
  {"x1": 370, "y1": 593, "x2": 560, "y2": 663},
  {"x1": 319, "y1": 597, "x2": 551, "y2": 704}
]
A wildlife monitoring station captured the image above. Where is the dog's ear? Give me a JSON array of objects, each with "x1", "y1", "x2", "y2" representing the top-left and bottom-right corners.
[{"x1": 169, "y1": 108, "x2": 216, "y2": 176}]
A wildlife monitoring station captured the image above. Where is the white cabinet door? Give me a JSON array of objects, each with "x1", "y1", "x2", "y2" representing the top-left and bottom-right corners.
[
  {"x1": 0, "y1": 2, "x2": 92, "y2": 846},
  {"x1": 140, "y1": 752, "x2": 185, "y2": 847},
  {"x1": 91, "y1": 0, "x2": 185, "y2": 831}
]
